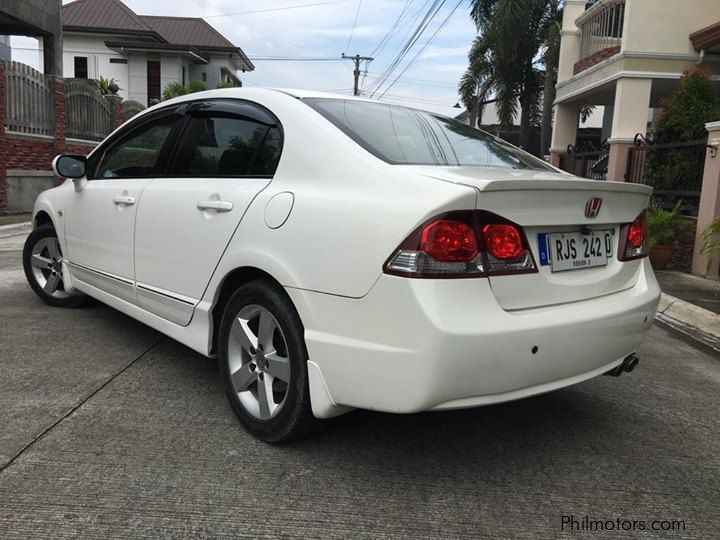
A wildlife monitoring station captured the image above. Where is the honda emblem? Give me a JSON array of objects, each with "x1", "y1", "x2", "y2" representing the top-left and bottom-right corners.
[{"x1": 585, "y1": 197, "x2": 602, "y2": 218}]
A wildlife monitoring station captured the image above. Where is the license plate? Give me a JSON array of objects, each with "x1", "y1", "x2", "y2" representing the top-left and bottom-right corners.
[{"x1": 539, "y1": 230, "x2": 613, "y2": 272}]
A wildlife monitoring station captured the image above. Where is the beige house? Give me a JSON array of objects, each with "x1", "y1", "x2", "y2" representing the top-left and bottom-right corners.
[{"x1": 550, "y1": 0, "x2": 720, "y2": 181}]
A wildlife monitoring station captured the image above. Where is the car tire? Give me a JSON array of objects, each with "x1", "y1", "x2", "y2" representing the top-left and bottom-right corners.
[
  {"x1": 22, "y1": 224, "x2": 87, "y2": 308},
  {"x1": 218, "y1": 279, "x2": 321, "y2": 443}
]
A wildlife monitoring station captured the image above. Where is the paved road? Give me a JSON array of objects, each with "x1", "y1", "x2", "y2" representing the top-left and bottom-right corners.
[{"x1": 1, "y1": 232, "x2": 719, "y2": 539}]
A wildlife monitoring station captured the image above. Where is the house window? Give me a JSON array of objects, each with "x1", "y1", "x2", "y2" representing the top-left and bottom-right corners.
[
  {"x1": 202, "y1": 72, "x2": 207, "y2": 82},
  {"x1": 74, "y1": 57, "x2": 88, "y2": 79},
  {"x1": 147, "y1": 60, "x2": 161, "y2": 103},
  {"x1": 109, "y1": 58, "x2": 127, "y2": 64},
  {"x1": 182, "y1": 66, "x2": 186, "y2": 85}
]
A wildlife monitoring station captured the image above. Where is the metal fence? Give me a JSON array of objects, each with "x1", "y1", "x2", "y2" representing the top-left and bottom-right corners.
[
  {"x1": 65, "y1": 79, "x2": 115, "y2": 142},
  {"x1": 121, "y1": 100, "x2": 145, "y2": 123},
  {"x1": 1, "y1": 59, "x2": 54, "y2": 136},
  {"x1": 558, "y1": 140, "x2": 609, "y2": 180},
  {"x1": 626, "y1": 134, "x2": 707, "y2": 216}
]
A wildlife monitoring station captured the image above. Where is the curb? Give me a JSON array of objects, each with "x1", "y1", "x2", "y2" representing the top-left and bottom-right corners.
[
  {"x1": 657, "y1": 292, "x2": 720, "y2": 347},
  {"x1": 0, "y1": 221, "x2": 31, "y2": 238},
  {"x1": 0, "y1": 221, "x2": 31, "y2": 237}
]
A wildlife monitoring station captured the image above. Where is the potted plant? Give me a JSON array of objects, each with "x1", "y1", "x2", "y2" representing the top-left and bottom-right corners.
[{"x1": 646, "y1": 201, "x2": 682, "y2": 270}]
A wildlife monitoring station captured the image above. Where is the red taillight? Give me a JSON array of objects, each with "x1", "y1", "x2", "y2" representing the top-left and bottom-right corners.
[
  {"x1": 627, "y1": 219, "x2": 645, "y2": 248},
  {"x1": 619, "y1": 211, "x2": 648, "y2": 261},
  {"x1": 483, "y1": 224, "x2": 524, "y2": 260},
  {"x1": 383, "y1": 210, "x2": 537, "y2": 278},
  {"x1": 421, "y1": 220, "x2": 478, "y2": 262}
]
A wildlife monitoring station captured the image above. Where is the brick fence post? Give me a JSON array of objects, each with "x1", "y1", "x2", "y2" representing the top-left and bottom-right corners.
[
  {"x1": 0, "y1": 62, "x2": 6, "y2": 214},
  {"x1": 105, "y1": 94, "x2": 123, "y2": 128}
]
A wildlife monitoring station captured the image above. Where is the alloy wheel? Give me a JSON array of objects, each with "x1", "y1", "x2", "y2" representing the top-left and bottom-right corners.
[
  {"x1": 29, "y1": 237, "x2": 69, "y2": 299},
  {"x1": 227, "y1": 304, "x2": 292, "y2": 420}
]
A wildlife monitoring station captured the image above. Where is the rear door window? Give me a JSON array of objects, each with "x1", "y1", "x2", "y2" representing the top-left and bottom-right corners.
[{"x1": 171, "y1": 103, "x2": 283, "y2": 177}]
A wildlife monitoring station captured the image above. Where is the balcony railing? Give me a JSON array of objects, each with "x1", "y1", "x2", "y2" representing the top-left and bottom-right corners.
[{"x1": 575, "y1": 0, "x2": 625, "y2": 74}]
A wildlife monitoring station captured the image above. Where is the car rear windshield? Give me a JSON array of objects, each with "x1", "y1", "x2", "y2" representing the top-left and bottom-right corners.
[{"x1": 304, "y1": 98, "x2": 554, "y2": 171}]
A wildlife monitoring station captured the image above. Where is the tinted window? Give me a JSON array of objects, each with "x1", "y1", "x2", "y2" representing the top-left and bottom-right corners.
[
  {"x1": 251, "y1": 126, "x2": 282, "y2": 176},
  {"x1": 91, "y1": 116, "x2": 178, "y2": 179},
  {"x1": 304, "y1": 98, "x2": 553, "y2": 171},
  {"x1": 172, "y1": 115, "x2": 281, "y2": 177}
]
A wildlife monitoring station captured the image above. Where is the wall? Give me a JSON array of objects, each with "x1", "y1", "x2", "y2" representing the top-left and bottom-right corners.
[
  {"x1": 159, "y1": 54, "x2": 182, "y2": 97},
  {"x1": 188, "y1": 55, "x2": 239, "y2": 88},
  {"x1": 0, "y1": 0, "x2": 63, "y2": 75},
  {"x1": 127, "y1": 53, "x2": 148, "y2": 105},
  {"x1": 623, "y1": 0, "x2": 720, "y2": 55},
  {"x1": 62, "y1": 34, "x2": 130, "y2": 99}
]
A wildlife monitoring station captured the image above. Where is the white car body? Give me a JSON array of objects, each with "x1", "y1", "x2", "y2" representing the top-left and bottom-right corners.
[{"x1": 32, "y1": 88, "x2": 661, "y2": 420}]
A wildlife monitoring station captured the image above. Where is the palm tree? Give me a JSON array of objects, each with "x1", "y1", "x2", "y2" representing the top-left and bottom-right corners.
[{"x1": 460, "y1": 0, "x2": 562, "y2": 153}]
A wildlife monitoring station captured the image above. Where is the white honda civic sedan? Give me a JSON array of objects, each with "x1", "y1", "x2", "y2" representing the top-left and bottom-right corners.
[{"x1": 24, "y1": 88, "x2": 660, "y2": 442}]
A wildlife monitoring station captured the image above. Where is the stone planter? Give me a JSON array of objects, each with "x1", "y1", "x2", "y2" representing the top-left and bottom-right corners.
[{"x1": 649, "y1": 244, "x2": 674, "y2": 270}]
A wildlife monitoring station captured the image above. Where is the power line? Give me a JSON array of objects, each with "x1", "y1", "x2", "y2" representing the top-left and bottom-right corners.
[
  {"x1": 364, "y1": 73, "x2": 458, "y2": 89},
  {"x1": 204, "y1": 0, "x2": 350, "y2": 18},
  {"x1": 247, "y1": 56, "x2": 345, "y2": 61},
  {"x1": 368, "y1": 0, "x2": 414, "y2": 57},
  {"x1": 377, "y1": 0, "x2": 463, "y2": 98},
  {"x1": 367, "y1": 0, "x2": 446, "y2": 98},
  {"x1": 364, "y1": 0, "x2": 439, "y2": 95},
  {"x1": 344, "y1": 0, "x2": 364, "y2": 52}
]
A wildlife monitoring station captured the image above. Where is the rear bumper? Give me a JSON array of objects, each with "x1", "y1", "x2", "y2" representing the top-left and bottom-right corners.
[{"x1": 287, "y1": 259, "x2": 660, "y2": 416}]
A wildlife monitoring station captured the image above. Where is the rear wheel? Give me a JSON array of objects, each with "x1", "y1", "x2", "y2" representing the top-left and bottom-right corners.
[
  {"x1": 218, "y1": 280, "x2": 320, "y2": 442},
  {"x1": 23, "y1": 225, "x2": 86, "y2": 308}
]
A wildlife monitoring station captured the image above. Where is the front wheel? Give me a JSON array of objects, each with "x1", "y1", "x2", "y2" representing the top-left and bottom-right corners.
[
  {"x1": 218, "y1": 280, "x2": 320, "y2": 442},
  {"x1": 23, "y1": 225, "x2": 86, "y2": 308}
]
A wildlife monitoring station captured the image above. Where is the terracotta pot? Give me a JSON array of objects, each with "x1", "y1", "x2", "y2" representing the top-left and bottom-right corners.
[{"x1": 649, "y1": 244, "x2": 674, "y2": 270}]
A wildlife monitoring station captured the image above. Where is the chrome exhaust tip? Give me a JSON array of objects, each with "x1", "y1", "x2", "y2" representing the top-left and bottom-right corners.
[{"x1": 604, "y1": 353, "x2": 639, "y2": 377}]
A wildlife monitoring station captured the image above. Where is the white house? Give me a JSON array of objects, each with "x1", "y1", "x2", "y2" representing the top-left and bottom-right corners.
[{"x1": 61, "y1": 0, "x2": 254, "y2": 105}]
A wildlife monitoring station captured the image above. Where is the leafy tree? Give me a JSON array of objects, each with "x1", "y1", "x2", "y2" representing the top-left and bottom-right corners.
[
  {"x1": 460, "y1": 0, "x2": 561, "y2": 153},
  {"x1": 652, "y1": 67, "x2": 720, "y2": 143},
  {"x1": 645, "y1": 67, "x2": 720, "y2": 192}
]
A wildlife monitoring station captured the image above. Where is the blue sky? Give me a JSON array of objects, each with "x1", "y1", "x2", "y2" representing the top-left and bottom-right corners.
[{"x1": 11, "y1": 0, "x2": 478, "y2": 115}]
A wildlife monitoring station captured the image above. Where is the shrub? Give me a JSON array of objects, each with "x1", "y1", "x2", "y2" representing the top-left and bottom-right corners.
[
  {"x1": 161, "y1": 80, "x2": 209, "y2": 101},
  {"x1": 96, "y1": 75, "x2": 120, "y2": 95},
  {"x1": 646, "y1": 201, "x2": 683, "y2": 248}
]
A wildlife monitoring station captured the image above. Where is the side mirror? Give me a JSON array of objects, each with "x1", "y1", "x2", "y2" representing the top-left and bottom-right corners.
[{"x1": 52, "y1": 154, "x2": 86, "y2": 179}]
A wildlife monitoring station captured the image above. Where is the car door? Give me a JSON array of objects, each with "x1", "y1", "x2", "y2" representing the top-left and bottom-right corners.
[
  {"x1": 133, "y1": 99, "x2": 283, "y2": 325},
  {"x1": 63, "y1": 107, "x2": 186, "y2": 304}
]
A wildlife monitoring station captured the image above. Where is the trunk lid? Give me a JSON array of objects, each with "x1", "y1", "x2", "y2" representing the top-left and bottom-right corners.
[{"x1": 405, "y1": 166, "x2": 652, "y2": 310}]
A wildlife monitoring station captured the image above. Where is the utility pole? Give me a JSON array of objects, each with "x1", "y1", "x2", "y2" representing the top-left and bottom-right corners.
[{"x1": 342, "y1": 53, "x2": 373, "y2": 96}]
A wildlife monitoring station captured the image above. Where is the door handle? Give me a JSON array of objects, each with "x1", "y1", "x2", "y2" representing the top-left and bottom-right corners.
[
  {"x1": 113, "y1": 195, "x2": 136, "y2": 206},
  {"x1": 197, "y1": 200, "x2": 234, "y2": 212}
]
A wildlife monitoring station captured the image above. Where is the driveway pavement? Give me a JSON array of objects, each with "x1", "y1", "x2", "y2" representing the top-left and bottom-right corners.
[{"x1": 1, "y1": 232, "x2": 719, "y2": 539}]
